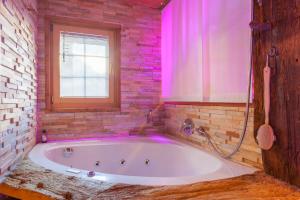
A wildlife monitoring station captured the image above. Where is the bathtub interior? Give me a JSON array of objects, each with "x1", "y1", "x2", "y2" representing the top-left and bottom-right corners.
[
  {"x1": 29, "y1": 136, "x2": 256, "y2": 185},
  {"x1": 45, "y1": 142, "x2": 222, "y2": 177}
]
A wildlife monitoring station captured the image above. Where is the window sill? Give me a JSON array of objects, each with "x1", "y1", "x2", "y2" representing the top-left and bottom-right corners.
[{"x1": 46, "y1": 107, "x2": 121, "y2": 113}]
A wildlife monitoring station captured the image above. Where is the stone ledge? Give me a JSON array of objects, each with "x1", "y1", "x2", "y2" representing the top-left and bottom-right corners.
[{"x1": 0, "y1": 159, "x2": 299, "y2": 200}]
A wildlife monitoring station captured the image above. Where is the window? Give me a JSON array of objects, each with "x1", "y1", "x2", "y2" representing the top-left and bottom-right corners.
[
  {"x1": 60, "y1": 33, "x2": 109, "y2": 98},
  {"x1": 46, "y1": 18, "x2": 120, "y2": 111}
]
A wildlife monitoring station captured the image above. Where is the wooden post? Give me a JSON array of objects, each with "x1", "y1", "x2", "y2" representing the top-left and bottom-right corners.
[{"x1": 253, "y1": 0, "x2": 300, "y2": 186}]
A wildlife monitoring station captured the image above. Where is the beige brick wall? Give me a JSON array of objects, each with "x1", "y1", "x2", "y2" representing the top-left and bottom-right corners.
[
  {"x1": 36, "y1": 1, "x2": 261, "y2": 169},
  {"x1": 164, "y1": 104, "x2": 262, "y2": 168},
  {"x1": 0, "y1": 0, "x2": 261, "y2": 174},
  {"x1": 37, "y1": 0, "x2": 163, "y2": 141},
  {"x1": 0, "y1": 0, "x2": 38, "y2": 176}
]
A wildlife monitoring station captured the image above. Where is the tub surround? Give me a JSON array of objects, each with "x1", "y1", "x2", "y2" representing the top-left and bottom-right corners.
[
  {"x1": 37, "y1": 0, "x2": 163, "y2": 141},
  {"x1": 0, "y1": 159, "x2": 300, "y2": 200},
  {"x1": 0, "y1": 0, "x2": 38, "y2": 177},
  {"x1": 164, "y1": 104, "x2": 262, "y2": 169}
]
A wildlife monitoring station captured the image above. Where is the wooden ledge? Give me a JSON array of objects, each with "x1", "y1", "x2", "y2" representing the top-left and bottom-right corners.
[
  {"x1": 163, "y1": 101, "x2": 254, "y2": 107},
  {"x1": 0, "y1": 159, "x2": 299, "y2": 200},
  {"x1": 0, "y1": 183, "x2": 53, "y2": 200}
]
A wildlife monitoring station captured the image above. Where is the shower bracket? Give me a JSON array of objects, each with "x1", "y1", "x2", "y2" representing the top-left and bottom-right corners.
[
  {"x1": 267, "y1": 46, "x2": 278, "y2": 76},
  {"x1": 249, "y1": 21, "x2": 272, "y2": 32}
]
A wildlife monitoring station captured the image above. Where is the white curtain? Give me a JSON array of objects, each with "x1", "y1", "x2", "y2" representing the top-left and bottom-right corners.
[
  {"x1": 161, "y1": 0, "x2": 252, "y2": 103},
  {"x1": 161, "y1": 0, "x2": 203, "y2": 102}
]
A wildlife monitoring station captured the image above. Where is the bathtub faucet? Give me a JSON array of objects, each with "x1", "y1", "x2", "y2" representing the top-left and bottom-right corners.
[
  {"x1": 181, "y1": 119, "x2": 195, "y2": 136},
  {"x1": 181, "y1": 118, "x2": 207, "y2": 137}
]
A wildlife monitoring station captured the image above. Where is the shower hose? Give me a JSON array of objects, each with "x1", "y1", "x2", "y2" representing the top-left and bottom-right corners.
[
  {"x1": 204, "y1": 42, "x2": 253, "y2": 159},
  {"x1": 203, "y1": 14, "x2": 254, "y2": 158}
]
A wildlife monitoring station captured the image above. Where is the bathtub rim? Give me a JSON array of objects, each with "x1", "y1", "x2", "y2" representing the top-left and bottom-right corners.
[{"x1": 28, "y1": 134, "x2": 257, "y2": 186}]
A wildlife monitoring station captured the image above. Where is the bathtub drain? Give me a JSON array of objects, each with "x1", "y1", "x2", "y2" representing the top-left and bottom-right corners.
[
  {"x1": 120, "y1": 159, "x2": 126, "y2": 165},
  {"x1": 145, "y1": 159, "x2": 150, "y2": 165}
]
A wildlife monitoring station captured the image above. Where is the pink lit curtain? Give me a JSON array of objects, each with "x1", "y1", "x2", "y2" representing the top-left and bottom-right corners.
[
  {"x1": 162, "y1": 0, "x2": 251, "y2": 103},
  {"x1": 162, "y1": 0, "x2": 203, "y2": 101}
]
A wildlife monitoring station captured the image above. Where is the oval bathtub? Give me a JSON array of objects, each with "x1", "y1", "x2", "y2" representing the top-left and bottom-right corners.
[{"x1": 28, "y1": 136, "x2": 256, "y2": 186}]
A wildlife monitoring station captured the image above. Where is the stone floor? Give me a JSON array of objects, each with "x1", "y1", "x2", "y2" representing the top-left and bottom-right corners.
[{"x1": 0, "y1": 159, "x2": 299, "y2": 200}]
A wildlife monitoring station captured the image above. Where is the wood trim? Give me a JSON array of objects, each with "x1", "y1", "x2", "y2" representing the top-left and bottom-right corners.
[
  {"x1": 51, "y1": 24, "x2": 115, "y2": 107},
  {"x1": 44, "y1": 16, "x2": 122, "y2": 30},
  {"x1": 163, "y1": 101, "x2": 254, "y2": 107},
  {"x1": 0, "y1": 183, "x2": 53, "y2": 200},
  {"x1": 45, "y1": 17, "x2": 52, "y2": 112},
  {"x1": 44, "y1": 16, "x2": 121, "y2": 112},
  {"x1": 160, "y1": 0, "x2": 172, "y2": 10}
]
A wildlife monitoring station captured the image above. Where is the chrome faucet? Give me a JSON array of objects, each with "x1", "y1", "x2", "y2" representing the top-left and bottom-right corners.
[
  {"x1": 146, "y1": 109, "x2": 153, "y2": 124},
  {"x1": 181, "y1": 118, "x2": 208, "y2": 137},
  {"x1": 181, "y1": 118, "x2": 195, "y2": 136}
]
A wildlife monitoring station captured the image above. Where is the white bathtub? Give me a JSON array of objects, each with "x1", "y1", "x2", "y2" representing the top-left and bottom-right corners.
[{"x1": 28, "y1": 135, "x2": 256, "y2": 186}]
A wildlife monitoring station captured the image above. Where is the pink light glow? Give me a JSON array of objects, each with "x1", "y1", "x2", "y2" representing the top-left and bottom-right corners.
[
  {"x1": 161, "y1": 0, "x2": 203, "y2": 102},
  {"x1": 162, "y1": 0, "x2": 251, "y2": 103},
  {"x1": 46, "y1": 134, "x2": 173, "y2": 144},
  {"x1": 203, "y1": 0, "x2": 251, "y2": 102}
]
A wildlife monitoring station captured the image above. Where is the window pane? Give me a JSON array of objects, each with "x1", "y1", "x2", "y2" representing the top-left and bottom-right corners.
[
  {"x1": 86, "y1": 44, "x2": 108, "y2": 57},
  {"x1": 60, "y1": 78, "x2": 85, "y2": 97},
  {"x1": 86, "y1": 78, "x2": 108, "y2": 97},
  {"x1": 86, "y1": 57, "x2": 108, "y2": 77},
  {"x1": 60, "y1": 55, "x2": 84, "y2": 77},
  {"x1": 59, "y1": 32, "x2": 110, "y2": 98},
  {"x1": 61, "y1": 33, "x2": 84, "y2": 55},
  {"x1": 85, "y1": 37, "x2": 108, "y2": 57}
]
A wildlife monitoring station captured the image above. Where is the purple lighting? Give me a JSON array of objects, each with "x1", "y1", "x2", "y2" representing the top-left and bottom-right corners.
[
  {"x1": 162, "y1": 0, "x2": 252, "y2": 103},
  {"x1": 161, "y1": 0, "x2": 203, "y2": 102},
  {"x1": 46, "y1": 134, "x2": 173, "y2": 144}
]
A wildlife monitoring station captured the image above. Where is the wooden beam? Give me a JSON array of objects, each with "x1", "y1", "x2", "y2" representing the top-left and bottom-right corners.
[{"x1": 253, "y1": 0, "x2": 300, "y2": 186}]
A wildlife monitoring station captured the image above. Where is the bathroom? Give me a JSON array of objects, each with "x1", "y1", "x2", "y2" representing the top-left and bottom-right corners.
[{"x1": 0, "y1": 0, "x2": 299, "y2": 199}]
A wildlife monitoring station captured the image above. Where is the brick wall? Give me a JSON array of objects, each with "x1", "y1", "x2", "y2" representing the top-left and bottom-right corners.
[
  {"x1": 0, "y1": 0, "x2": 38, "y2": 177},
  {"x1": 164, "y1": 104, "x2": 262, "y2": 168},
  {"x1": 37, "y1": 0, "x2": 163, "y2": 141},
  {"x1": 36, "y1": 0, "x2": 261, "y2": 169},
  {"x1": 0, "y1": 0, "x2": 261, "y2": 180}
]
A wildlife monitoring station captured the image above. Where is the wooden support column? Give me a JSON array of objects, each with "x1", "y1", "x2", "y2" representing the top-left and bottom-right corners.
[{"x1": 253, "y1": 0, "x2": 300, "y2": 186}]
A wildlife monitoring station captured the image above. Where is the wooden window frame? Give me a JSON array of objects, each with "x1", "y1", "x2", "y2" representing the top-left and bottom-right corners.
[{"x1": 45, "y1": 17, "x2": 120, "y2": 112}]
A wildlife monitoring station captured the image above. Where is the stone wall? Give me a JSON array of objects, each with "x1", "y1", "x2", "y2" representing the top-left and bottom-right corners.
[
  {"x1": 0, "y1": 0, "x2": 261, "y2": 173},
  {"x1": 37, "y1": 0, "x2": 163, "y2": 141},
  {"x1": 0, "y1": 0, "x2": 38, "y2": 177},
  {"x1": 164, "y1": 104, "x2": 262, "y2": 168},
  {"x1": 36, "y1": 0, "x2": 261, "y2": 169}
]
